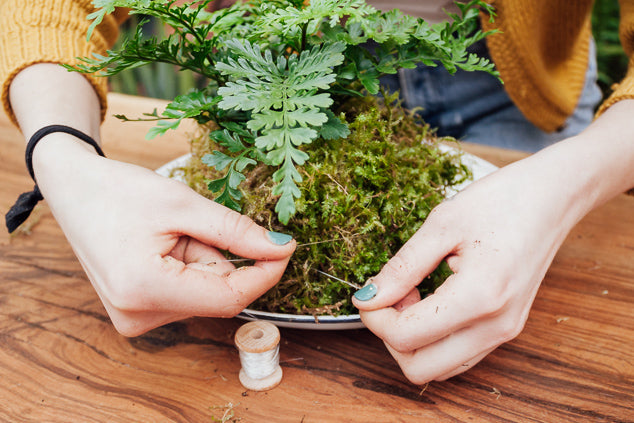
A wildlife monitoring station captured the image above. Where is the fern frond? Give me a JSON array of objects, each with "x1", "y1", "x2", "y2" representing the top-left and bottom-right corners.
[{"x1": 215, "y1": 40, "x2": 345, "y2": 222}]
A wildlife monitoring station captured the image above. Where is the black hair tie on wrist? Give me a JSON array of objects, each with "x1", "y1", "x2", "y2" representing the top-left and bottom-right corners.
[{"x1": 5, "y1": 124, "x2": 106, "y2": 233}]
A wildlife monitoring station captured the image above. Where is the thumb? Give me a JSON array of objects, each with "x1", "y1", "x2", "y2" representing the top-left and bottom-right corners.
[
  {"x1": 175, "y1": 194, "x2": 296, "y2": 261},
  {"x1": 352, "y1": 227, "x2": 454, "y2": 310}
]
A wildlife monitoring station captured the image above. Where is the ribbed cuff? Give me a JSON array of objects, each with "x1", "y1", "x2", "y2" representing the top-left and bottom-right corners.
[
  {"x1": 596, "y1": 56, "x2": 634, "y2": 117},
  {"x1": 0, "y1": 0, "x2": 120, "y2": 127}
]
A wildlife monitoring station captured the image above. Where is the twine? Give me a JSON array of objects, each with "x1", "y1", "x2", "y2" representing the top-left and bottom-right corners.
[{"x1": 238, "y1": 345, "x2": 281, "y2": 380}]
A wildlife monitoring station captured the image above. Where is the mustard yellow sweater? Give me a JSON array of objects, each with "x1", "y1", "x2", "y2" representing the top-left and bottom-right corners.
[{"x1": 1, "y1": 0, "x2": 634, "y2": 132}]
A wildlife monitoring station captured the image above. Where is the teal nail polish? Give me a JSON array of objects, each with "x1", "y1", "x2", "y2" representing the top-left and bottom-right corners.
[
  {"x1": 354, "y1": 283, "x2": 377, "y2": 301},
  {"x1": 267, "y1": 231, "x2": 293, "y2": 245}
]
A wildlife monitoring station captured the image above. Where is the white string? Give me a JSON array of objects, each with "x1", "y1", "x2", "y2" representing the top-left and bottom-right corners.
[{"x1": 239, "y1": 346, "x2": 280, "y2": 380}]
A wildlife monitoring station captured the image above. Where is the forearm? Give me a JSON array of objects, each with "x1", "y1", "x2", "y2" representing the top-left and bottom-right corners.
[
  {"x1": 525, "y1": 100, "x2": 634, "y2": 230},
  {"x1": 10, "y1": 63, "x2": 101, "y2": 141},
  {"x1": 572, "y1": 100, "x2": 634, "y2": 204},
  {"x1": 9, "y1": 63, "x2": 104, "y2": 187}
]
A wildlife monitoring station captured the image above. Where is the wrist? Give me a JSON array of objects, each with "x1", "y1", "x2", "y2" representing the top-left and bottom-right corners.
[
  {"x1": 519, "y1": 101, "x2": 634, "y2": 233},
  {"x1": 5, "y1": 129, "x2": 105, "y2": 233},
  {"x1": 578, "y1": 100, "x2": 634, "y2": 202},
  {"x1": 555, "y1": 101, "x2": 634, "y2": 212},
  {"x1": 524, "y1": 138, "x2": 600, "y2": 233},
  {"x1": 32, "y1": 132, "x2": 104, "y2": 195}
]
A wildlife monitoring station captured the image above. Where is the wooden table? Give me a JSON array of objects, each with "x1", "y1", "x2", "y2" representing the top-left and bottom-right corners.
[{"x1": 1, "y1": 94, "x2": 633, "y2": 422}]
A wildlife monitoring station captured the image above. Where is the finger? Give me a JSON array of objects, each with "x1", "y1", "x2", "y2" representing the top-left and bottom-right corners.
[
  {"x1": 127, "y1": 253, "x2": 292, "y2": 316},
  {"x1": 173, "y1": 194, "x2": 296, "y2": 261},
  {"x1": 352, "y1": 218, "x2": 456, "y2": 310},
  {"x1": 86, "y1": 273, "x2": 193, "y2": 337},
  {"x1": 393, "y1": 288, "x2": 421, "y2": 312},
  {"x1": 434, "y1": 347, "x2": 495, "y2": 381},
  {"x1": 385, "y1": 342, "x2": 495, "y2": 385},
  {"x1": 106, "y1": 308, "x2": 192, "y2": 338},
  {"x1": 383, "y1": 313, "x2": 520, "y2": 385},
  {"x1": 168, "y1": 236, "x2": 235, "y2": 274},
  {"x1": 359, "y1": 271, "x2": 508, "y2": 352}
]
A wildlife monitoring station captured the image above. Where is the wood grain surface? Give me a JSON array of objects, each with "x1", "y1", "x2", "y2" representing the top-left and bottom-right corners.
[{"x1": 1, "y1": 94, "x2": 632, "y2": 422}]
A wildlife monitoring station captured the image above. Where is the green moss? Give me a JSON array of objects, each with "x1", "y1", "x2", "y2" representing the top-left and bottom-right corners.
[{"x1": 184, "y1": 94, "x2": 470, "y2": 316}]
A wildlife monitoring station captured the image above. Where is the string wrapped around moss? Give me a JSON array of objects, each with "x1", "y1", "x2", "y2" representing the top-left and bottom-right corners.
[{"x1": 184, "y1": 95, "x2": 470, "y2": 316}]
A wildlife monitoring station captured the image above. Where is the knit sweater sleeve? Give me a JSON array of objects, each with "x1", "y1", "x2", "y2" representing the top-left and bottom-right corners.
[{"x1": 0, "y1": 1, "x2": 127, "y2": 126}]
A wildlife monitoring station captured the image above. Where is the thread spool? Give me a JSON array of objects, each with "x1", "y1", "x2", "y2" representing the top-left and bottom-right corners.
[{"x1": 234, "y1": 321, "x2": 283, "y2": 391}]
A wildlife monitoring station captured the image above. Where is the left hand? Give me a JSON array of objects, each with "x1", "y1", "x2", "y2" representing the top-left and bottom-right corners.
[{"x1": 352, "y1": 141, "x2": 594, "y2": 384}]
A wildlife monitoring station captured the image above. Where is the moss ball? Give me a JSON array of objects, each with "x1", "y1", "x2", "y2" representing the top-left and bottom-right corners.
[{"x1": 184, "y1": 96, "x2": 470, "y2": 316}]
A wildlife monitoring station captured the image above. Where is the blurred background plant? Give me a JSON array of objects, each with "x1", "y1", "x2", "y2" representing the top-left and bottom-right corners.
[
  {"x1": 592, "y1": 0, "x2": 628, "y2": 100},
  {"x1": 107, "y1": 15, "x2": 206, "y2": 99},
  {"x1": 109, "y1": 1, "x2": 629, "y2": 105}
]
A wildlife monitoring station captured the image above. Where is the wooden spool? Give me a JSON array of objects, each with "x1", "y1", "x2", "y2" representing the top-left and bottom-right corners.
[{"x1": 234, "y1": 321, "x2": 283, "y2": 391}]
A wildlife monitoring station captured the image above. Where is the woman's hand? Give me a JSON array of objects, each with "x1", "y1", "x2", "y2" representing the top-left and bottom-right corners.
[
  {"x1": 352, "y1": 108, "x2": 634, "y2": 384},
  {"x1": 33, "y1": 134, "x2": 295, "y2": 336},
  {"x1": 352, "y1": 160, "x2": 567, "y2": 383},
  {"x1": 9, "y1": 64, "x2": 295, "y2": 337}
]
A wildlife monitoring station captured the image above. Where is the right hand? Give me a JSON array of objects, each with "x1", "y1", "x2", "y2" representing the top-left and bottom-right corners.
[{"x1": 33, "y1": 133, "x2": 295, "y2": 336}]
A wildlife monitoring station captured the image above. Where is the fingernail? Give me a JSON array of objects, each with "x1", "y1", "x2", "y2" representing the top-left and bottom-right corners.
[
  {"x1": 267, "y1": 231, "x2": 293, "y2": 245},
  {"x1": 354, "y1": 283, "x2": 377, "y2": 301}
]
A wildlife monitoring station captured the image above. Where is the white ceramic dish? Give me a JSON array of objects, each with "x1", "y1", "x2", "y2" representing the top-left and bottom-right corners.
[{"x1": 156, "y1": 145, "x2": 498, "y2": 330}]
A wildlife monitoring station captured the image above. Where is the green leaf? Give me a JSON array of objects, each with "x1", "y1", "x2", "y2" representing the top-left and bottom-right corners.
[
  {"x1": 228, "y1": 168, "x2": 246, "y2": 189},
  {"x1": 202, "y1": 151, "x2": 234, "y2": 171},
  {"x1": 286, "y1": 93, "x2": 334, "y2": 109},
  {"x1": 214, "y1": 187, "x2": 242, "y2": 212},
  {"x1": 287, "y1": 127, "x2": 319, "y2": 146},
  {"x1": 247, "y1": 111, "x2": 284, "y2": 132},
  {"x1": 206, "y1": 167, "x2": 245, "y2": 212},
  {"x1": 143, "y1": 91, "x2": 220, "y2": 138},
  {"x1": 235, "y1": 156, "x2": 257, "y2": 172},
  {"x1": 319, "y1": 111, "x2": 350, "y2": 140},
  {"x1": 254, "y1": 0, "x2": 377, "y2": 42},
  {"x1": 275, "y1": 191, "x2": 297, "y2": 225},
  {"x1": 210, "y1": 129, "x2": 247, "y2": 153},
  {"x1": 288, "y1": 148, "x2": 310, "y2": 165},
  {"x1": 220, "y1": 121, "x2": 253, "y2": 138},
  {"x1": 285, "y1": 108, "x2": 328, "y2": 127},
  {"x1": 254, "y1": 130, "x2": 286, "y2": 150},
  {"x1": 358, "y1": 69, "x2": 380, "y2": 94},
  {"x1": 146, "y1": 119, "x2": 180, "y2": 139},
  {"x1": 207, "y1": 178, "x2": 227, "y2": 193}
]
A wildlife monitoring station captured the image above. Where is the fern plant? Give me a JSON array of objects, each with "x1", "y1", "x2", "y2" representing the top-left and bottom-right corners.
[
  {"x1": 71, "y1": 0, "x2": 498, "y2": 224},
  {"x1": 69, "y1": 0, "x2": 501, "y2": 314}
]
